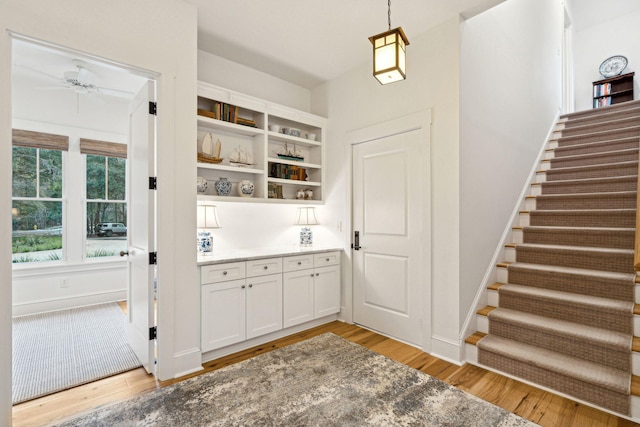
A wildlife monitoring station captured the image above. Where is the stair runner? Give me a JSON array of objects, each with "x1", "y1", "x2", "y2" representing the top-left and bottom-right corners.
[{"x1": 475, "y1": 100, "x2": 640, "y2": 416}]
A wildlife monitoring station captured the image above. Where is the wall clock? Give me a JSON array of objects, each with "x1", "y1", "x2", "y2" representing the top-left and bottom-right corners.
[{"x1": 599, "y1": 55, "x2": 628, "y2": 78}]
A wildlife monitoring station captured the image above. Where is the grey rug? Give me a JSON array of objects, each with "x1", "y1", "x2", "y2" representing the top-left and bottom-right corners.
[
  {"x1": 53, "y1": 333, "x2": 536, "y2": 426},
  {"x1": 13, "y1": 302, "x2": 141, "y2": 404}
]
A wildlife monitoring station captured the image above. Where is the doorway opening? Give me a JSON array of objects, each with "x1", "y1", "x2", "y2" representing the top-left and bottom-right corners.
[{"x1": 10, "y1": 35, "x2": 157, "y2": 404}]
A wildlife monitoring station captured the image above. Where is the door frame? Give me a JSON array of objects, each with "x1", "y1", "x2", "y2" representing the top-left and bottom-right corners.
[{"x1": 343, "y1": 110, "x2": 432, "y2": 352}]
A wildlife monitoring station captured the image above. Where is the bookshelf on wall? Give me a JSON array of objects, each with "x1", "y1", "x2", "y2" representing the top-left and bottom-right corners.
[
  {"x1": 592, "y1": 72, "x2": 635, "y2": 108},
  {"x1": 196, "y1": 82, "x2": 326, "y2": 203}
]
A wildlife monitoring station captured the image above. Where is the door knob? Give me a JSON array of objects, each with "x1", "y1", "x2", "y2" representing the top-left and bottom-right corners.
[{"x1": 119, "y1": 250, "x2": 129, "y2": 257}]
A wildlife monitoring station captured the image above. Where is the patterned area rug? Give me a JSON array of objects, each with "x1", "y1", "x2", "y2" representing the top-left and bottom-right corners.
[
  {"x1": 53, "y1": 333, "x2": 536, "y2": 426},
  {"x1": 13, "y1": 302, "x2": 141, "y2": 404}
]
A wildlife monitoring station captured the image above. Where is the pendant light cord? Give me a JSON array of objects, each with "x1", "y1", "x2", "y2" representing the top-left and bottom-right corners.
[{"x1": 388, "y1": 0, "x2": 392, "y2": 30}]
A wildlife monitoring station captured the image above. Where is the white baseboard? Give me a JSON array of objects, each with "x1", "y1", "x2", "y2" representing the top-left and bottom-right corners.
[
  {"x1": 430, "y1": 334, "x2": 463, "y2": 365},
  {"x1": 12, "y1": 290, "x2": 126, "y2": 316},
  {"x1": 173, "y1": 347, "x2": 205, "y2": 379}
]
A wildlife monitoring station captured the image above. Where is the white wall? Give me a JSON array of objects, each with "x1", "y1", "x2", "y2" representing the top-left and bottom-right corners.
[
  {"x1": 459, "y1": 0, "x2": 563, "y2": 332},
  {"x1": 1, "y1": 1, "x2": 198, "y2": 424},
  {"x1": 571, "y1": 7, "x2": 640, "y2": 111},
  {"x1": 311, "y1": 17, "x2": 462, "y2": 360},
  {"x1": 198, "y1": 50, "x2": 311, "y2": 112}
]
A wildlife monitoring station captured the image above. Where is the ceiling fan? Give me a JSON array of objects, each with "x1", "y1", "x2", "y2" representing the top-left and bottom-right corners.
[{"x1": 19, "y1": 59, "x2": 134, "y2": 98}]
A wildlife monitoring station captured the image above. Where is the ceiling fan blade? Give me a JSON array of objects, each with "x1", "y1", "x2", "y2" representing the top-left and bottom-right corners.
[
  {"x1": 97, "y1": 87, "x2": 134, "y2": 98},
  {"x1": 76, "y1": 67, "x2": 97, "y2": 85}
]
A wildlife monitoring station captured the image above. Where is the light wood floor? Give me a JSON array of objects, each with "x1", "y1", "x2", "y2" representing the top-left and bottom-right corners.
[{"x1": 12, "y1": 321, "x2": 640, "y2": 427}]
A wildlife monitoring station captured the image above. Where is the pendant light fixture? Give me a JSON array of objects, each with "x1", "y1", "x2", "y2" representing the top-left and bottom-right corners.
[{"x1": 368, "y1": 0, "x2": 410, "y2": 85}]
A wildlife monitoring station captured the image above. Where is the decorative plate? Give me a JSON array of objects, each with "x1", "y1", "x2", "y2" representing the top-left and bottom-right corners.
[{"x1": 599, "y1": 55, "x2": 628, "y2": 78}]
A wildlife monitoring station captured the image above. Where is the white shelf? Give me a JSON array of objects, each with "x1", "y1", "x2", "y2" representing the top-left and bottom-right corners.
[
  {"x1": 267, "y1": 157, "x2": 321, "y2": 170},
  {"x1": 267, "y1": 178, "x2": 321, "y2": 187},
  {"x1": 198, "y1": 194, "x2": 321, "y2": 205},
  {"x1": 197, "y1": 162, "x2": 264, "y2": 175},
  {"x1": 267, "y1": 131, "x2": 321, "y2": 147},
  {"x1": 197, "y1": 115, "x2": 264, "y2": 137}
]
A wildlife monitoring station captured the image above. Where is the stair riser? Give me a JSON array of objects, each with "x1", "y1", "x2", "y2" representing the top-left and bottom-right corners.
[
  {"x1": 524, "y1": 211, "x2": 636, "y2": 228},
  {"x1": 488, "y1": 319, "x2": 630, "y2": 371},
  {"x1": 555, "y1": 138, "x2": 640, "y2": 157},
  {"x1": 500, "y1": 265, "x2": 636, "y2": 302},
  {"x1": 521, "y1": 229, "x2": 635, "y2": 249},
  {"x1": 540, "y1": 177, "x2": 637, "y2": 195},
  {"x1": 532, "y1": 194, "x2": 637, "y2": 210},
  {"x1": 557, "y1": 127, "x2": 640, "y2": 146},
  {"x1": 544, "y1": 163, "x2": 639, "y2": 182},
  {"x1": 514, "y1": 247, "x2": 634, "y2": 274},
  {"x1": 560, "y1": 118, "x2": 640, "y2": 137},
  {"x1": 498, "y1": 292, "x2": 633, "y2": 334},
  {"x1": 477, "y1": 350, "x2": 630, "y2": 415},
  {"x1": 550, "y1": 150, "x2": 639, "y2": 168}
]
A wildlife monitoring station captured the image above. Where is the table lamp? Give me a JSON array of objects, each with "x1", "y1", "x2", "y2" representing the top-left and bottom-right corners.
[
  {"x1": 294, "y1": 207, "x2": 318, "y2": 246},
  {"x1": 197, "y1": 204, "x2": 221, "y2": 254}
]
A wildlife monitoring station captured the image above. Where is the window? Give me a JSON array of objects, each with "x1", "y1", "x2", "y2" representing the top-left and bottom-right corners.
[
  {"x1": 81, "y1": 138, "x2": 128, "y2": 258},
  {"x1": 11, "y1": 130, "x2": 67, "y2": 263}
]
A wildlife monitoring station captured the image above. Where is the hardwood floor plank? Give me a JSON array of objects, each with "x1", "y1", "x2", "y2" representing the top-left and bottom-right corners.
[{"x1": 12, "y1": 320, "x2": 640, "y2": 426}]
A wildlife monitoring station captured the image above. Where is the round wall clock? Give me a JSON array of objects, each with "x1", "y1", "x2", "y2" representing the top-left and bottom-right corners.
[{"x1": 599, "y1": 55, "x2": 628, "y2": 78}]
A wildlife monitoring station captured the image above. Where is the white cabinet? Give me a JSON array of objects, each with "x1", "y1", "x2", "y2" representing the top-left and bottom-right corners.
[
  {"x1": 201, "y1": 259, "x2": 282, "y2": 352},
  {"x1": 196, "y1": 81, "x2": 326, "y2": 203},
  {"x1": 283, "y1": 252, "x2": 341, "y2": 328}
]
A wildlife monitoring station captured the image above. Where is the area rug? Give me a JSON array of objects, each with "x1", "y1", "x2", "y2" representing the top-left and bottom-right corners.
[
  {"x1": 13, "y1": 302, "x2": 141, "y2": 404},
  {"x1": 52, "y1": 333, "x2": 536, "y2": 426}
]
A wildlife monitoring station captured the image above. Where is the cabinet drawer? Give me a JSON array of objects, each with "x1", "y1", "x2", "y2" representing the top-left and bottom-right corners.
[
  {"x1": 314, "y1": 252, "x2": 340, "y2": 267},
  {"x1": 246, "y1": 257, "x2": 282, "y2": 277},
  {"x1": 283, "y1": 254, "x2": 314, "y2": 272},
  {"x1": 201, "y1": 262, "x2": 246, "y2": 285}
]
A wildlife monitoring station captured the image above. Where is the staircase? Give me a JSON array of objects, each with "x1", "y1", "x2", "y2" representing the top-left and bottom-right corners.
[{"x1": 465, "y1": 100, "x2": 640, "y2": 418}]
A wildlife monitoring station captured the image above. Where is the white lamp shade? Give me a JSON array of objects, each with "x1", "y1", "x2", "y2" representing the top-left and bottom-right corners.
[
  {"x1": 294, "y1": 207, "x2": 319, "y2": 226},
  {"x1": 369, "y1": 27, "x2": 409, "y2": 85},
  {"x1": 197, "y1": 205, "x2": 221, "y2": 229}
]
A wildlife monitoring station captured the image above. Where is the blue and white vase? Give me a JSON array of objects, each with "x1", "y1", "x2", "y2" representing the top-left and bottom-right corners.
[
  {"x1": 238, "y1": 180, "x2": 254, "y2": 197},
  {"x1": 214, "y1": 177, "x2": 232, "y2": 196},
  {"x1": 197, "y1": 231, "x2": 212, "y2": 253},
  {"x1": 197, "y1": 176, "x2": 208, "y2": 193}
]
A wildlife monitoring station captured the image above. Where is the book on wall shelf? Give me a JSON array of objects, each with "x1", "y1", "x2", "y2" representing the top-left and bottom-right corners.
[
  {"x1": 592, "y1": 72, "x2": 635, "y2": 109},
  {"x1": 197, "y1": 102, "x2": 257, "y2": 128}
]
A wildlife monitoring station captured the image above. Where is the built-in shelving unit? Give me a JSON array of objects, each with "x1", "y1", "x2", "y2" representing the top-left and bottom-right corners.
[
  {"x1": 196, "y1": 82, "x2": 326, "y2": 203},
  {"x1": 593, "y1": 72, "x2": 635, "y2": 108}
]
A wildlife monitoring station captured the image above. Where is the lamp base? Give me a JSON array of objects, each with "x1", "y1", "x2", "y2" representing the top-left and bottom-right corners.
[
  {"x1": 197, "y1": 231, "x2": 213, "y2": 254},
  {"x1": 299, "y1": 227, "x2": 313, "y2": 246}
]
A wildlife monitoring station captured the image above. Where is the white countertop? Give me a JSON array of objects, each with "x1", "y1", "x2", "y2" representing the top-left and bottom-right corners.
[{"x1": 197, "y1": 245, "x2": 343, "y2": 266}]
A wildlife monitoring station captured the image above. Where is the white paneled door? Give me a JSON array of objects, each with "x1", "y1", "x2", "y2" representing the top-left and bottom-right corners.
[
  {"x1": 126, "y1": 81, "x2": 156, "y2": 374},
  {"x1": 352, "y1": 112, "x2": 430, "y2": 348}
]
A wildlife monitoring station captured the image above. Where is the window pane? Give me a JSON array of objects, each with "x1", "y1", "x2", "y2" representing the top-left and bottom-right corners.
[
  {"x1": 86, "y1": 155, "x2": 106, "y2": 200},
  {"x1": 12, "y1": 146, "x2": 37, "y2": 197},
  {"x1": 12, "y1": 200, "x2": 63, "y2": 263},
  {"x1": 86, "y1": 201, "x2": 127, "y2": 258},
  {"x1": 107, "y1": 157, "x2": 126, "y2": 200},
  {"x1": 39, "y1": 149, "x2": 62, "y2": 198}
]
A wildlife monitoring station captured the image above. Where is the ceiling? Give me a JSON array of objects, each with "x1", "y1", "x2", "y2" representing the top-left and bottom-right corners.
[{"x1": 188, "y1": 0, "x2": 508, "y2": 88}]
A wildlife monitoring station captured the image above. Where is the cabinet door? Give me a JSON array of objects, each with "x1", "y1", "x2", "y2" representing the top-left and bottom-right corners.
[
  {"x1": 246, "y1": 273, "x2": 283, "y2": 339},
  {"x1": 201, "y1": 279, "x2": 246, "y2": 352},
  {"x1": 283, "y1": 270, "x2": 314, "y2": 328},
  {"x1": 314, "y1": 265, "x2": 341, "y2": 318}
]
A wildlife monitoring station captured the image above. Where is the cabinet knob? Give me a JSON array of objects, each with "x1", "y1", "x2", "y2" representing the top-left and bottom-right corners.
[
  {"x1": 297, "y1": 261, "x2": 302, "y2": 265},
  {"x1": 316, "y1": 273, "x2": 320, "y2": 276},
  {"x1": 248, "y1": 284, "x2": 253, "y2": 288},
  {"x1": 310, "y1": 274, "x2": 314, "y2": 277},
  {"x1": 263, "y1": 266, "x2": 268, "y2": 270},
  {"x1": 223, "y1": 271, "x2": 228, "y2": 275},
  {"x1": 241, "y1": 285, "x2": 246, "y2": 289},
  {"x1": 326, "y1": 258, "x2": 330, "y2": 262}
]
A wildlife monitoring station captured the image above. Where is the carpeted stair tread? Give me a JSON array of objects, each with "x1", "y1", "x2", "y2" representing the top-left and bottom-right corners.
[
  {"x1": 528, "y1": 209, "x2": 636, "y2": 228},
  {"x1": 506, "y1": 262, "x2": 635, "y2": 300},
  {"x1": 540, "y1": 175, "x2": 637, "y2": 195},
  {"x1": 553, "y1": 137, "x2": 640, "y2": 156},
  {"x1": 488, "y1": 307, "x2": 632, "y2": 355},
  {"x1": 521, "y1": 226, "x2": 635, "y2": 249},
  {"x1": 477, "y1": 334, "x2": 631, "y2": 395},
  {"x1": 562, "y1": 110, "x2": 640, "y2": 129},
  {"x1": 556, "y1": 125, "x2": 640, "y2": 146},
  {"x1": 559, "y1": 119, "x2": 640, "y2": 138},
  {"x1": 514, "y1": 243, "x2": 634, "y2": 273},
  {"x1": 560, "y1": 101, "x2": 640, "y2": 122},
  {"x1": 532, "y1": 192, "x2": 637, "y2": 210},
  {"x1": 549, "y1": 148, "x2": 639, "y2": 169},
  {"x1": 499, "y1": 283, "x2": 634, "y2": 314},
  {"x1": 543, "y1": 161, "x2": 639, "y2": 181}
]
